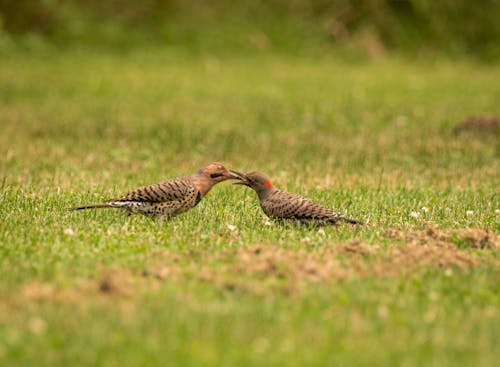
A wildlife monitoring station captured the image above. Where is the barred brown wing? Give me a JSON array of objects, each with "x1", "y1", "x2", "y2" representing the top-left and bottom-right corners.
[
  {"x1": 116, "y1": 176, "x2": 195, "y2": 203},
  {"x1": 262, "y1": 190, "x2": 338, "y2": 221}
]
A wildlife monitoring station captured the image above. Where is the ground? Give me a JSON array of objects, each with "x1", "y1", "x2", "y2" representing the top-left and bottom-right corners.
[{"x1": 0, "y1": 49, "x2": 499, "y2": 366}]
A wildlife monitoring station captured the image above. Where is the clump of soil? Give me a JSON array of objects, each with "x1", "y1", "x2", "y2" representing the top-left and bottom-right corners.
[
  {"x1": 97, "y1": 268, "x2": 137, "y2": 296},
  {"x1": 453, "y1": 229, "x2": 500, "y2": 249}
]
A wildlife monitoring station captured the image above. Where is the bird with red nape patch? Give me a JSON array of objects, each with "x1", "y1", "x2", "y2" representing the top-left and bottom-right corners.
[{"x1": 231, "y1": 171, "x2": 363, "y2": 226}]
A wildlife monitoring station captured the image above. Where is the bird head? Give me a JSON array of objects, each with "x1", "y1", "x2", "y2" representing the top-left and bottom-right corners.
[
  {"x1": 231, "y1": 171, "x2": 274, "y2": 194},
  {"x1": 198, "y1": 162, "x2": 241, "y2": 182}
]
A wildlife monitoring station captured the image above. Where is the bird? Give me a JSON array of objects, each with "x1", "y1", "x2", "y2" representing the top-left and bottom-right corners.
[
  {"x1": 68, "y1": 162, "x2": 239, "y2": 220},
  {"x1": 231, "y1": 171, "x2": 363, "y2": 225}
]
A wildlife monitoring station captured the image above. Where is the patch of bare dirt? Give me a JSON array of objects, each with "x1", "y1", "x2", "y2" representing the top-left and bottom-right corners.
[
  {"x1": 194, "y1": 241, "x2": 480, "y2": 290},
  {"x1": 137, "y1": 239, "x2": 483, "y2": 295},
  {"x1": 380, "y1": 244, "x2": 478, "y2": 275},
  {"x1": 387, "y1": 226, "x2": 499, "y2": 250},
  {"x1": 20, "y1": 282, "x2": 57, "y2": 302},
  {"x1": 11, "y1": 231, "x2": 495, "y2": 304},
  {"x1": 453, "y1": 115, "x2": 500, "y2": 134},
  {"x1": 17, "y1": 269, "x2": 146, "y2": 308}
]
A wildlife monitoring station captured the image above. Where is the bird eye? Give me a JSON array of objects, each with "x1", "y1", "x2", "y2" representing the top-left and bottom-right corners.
[{"x1": 217, "y1": 165, "x2": 222, "y2": 170}]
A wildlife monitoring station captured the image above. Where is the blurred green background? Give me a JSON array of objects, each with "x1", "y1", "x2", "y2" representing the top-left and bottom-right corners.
[{"x1": 1, "y1": 0, "x2": 499, "y2": 60}]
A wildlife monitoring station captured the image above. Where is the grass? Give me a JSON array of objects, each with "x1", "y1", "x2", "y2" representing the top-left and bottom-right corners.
[{"x1": 0, "y1": 48, "x2": 499, "y2": 366}]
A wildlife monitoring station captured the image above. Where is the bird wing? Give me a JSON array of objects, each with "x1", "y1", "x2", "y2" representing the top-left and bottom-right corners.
[
  {"x1": 114, "y1": 176, "x2": 195, "y2": 203},
  {"x1": 263, "y1": 190, "x2": 341, "y2": 221}
]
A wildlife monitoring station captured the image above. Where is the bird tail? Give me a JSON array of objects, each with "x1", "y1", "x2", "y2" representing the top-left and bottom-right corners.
[
  {"x1": 67, "y1": 203, "x2": 112, "y2": 211},
  {"x1": 337, "y1": 217, "x2": 364, "y2": 225}
]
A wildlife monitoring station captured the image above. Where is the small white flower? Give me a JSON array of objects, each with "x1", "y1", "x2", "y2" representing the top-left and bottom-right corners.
[
  {"x1": 227, "y1": 224, "x2": 237, "y2": 231},
  {"x1": 410, "y1": 211, "x2": 420, "y2": 218},
  {"x1": 317, "y1": 228, "x2": 326, "y2": 236},
  {"x1": 301, "y1": 236, "x2": 311, "y2": 243},
  {"x1": 421, "y1": 206, "x2": 429, "y2": 213},
  {"x1": 466, "y1": 210, "x2": 474, "y2": 217},
  {"x1": 495, "y1": 209, "x2": 499, "y2": 215},
  {"x1": 63, "y1": 228, "x2": 74, "y2": 236},
  {"x1": 264, "y1": 220, "x2": 272, "y2": 226}
]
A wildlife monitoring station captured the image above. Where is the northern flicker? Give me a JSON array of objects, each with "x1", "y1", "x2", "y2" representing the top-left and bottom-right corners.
[
  {"x1": 68, "y1": 162, "x2": 239, "y2": 220},
  {"x1": 232, "y1": 171, "x2": 363, "y2": 225}
]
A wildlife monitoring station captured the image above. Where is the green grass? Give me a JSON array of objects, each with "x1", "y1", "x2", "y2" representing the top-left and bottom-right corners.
[{"x1": 0, "y1": 49, "x2": 499, "y2": 366}]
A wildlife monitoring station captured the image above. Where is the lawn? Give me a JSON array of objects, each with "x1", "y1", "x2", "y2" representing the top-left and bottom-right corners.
[{"x1": 0, "y1": 48, "x2": 499, "y2": 366}]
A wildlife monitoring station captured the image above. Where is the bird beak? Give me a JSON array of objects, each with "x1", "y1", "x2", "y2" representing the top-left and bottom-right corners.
[
  {"x1": 222, "y1": 170, "x2": 244, "y2": 180},
  {"x1": 229, "y1": 170, "x2": 245, "y2": 178},
  {"x1": 233, "y1": 181, "x2": 249, "y2": 186},
  {"x1": 229, "y1": 170, "x2": 251, "y2": 186}
]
